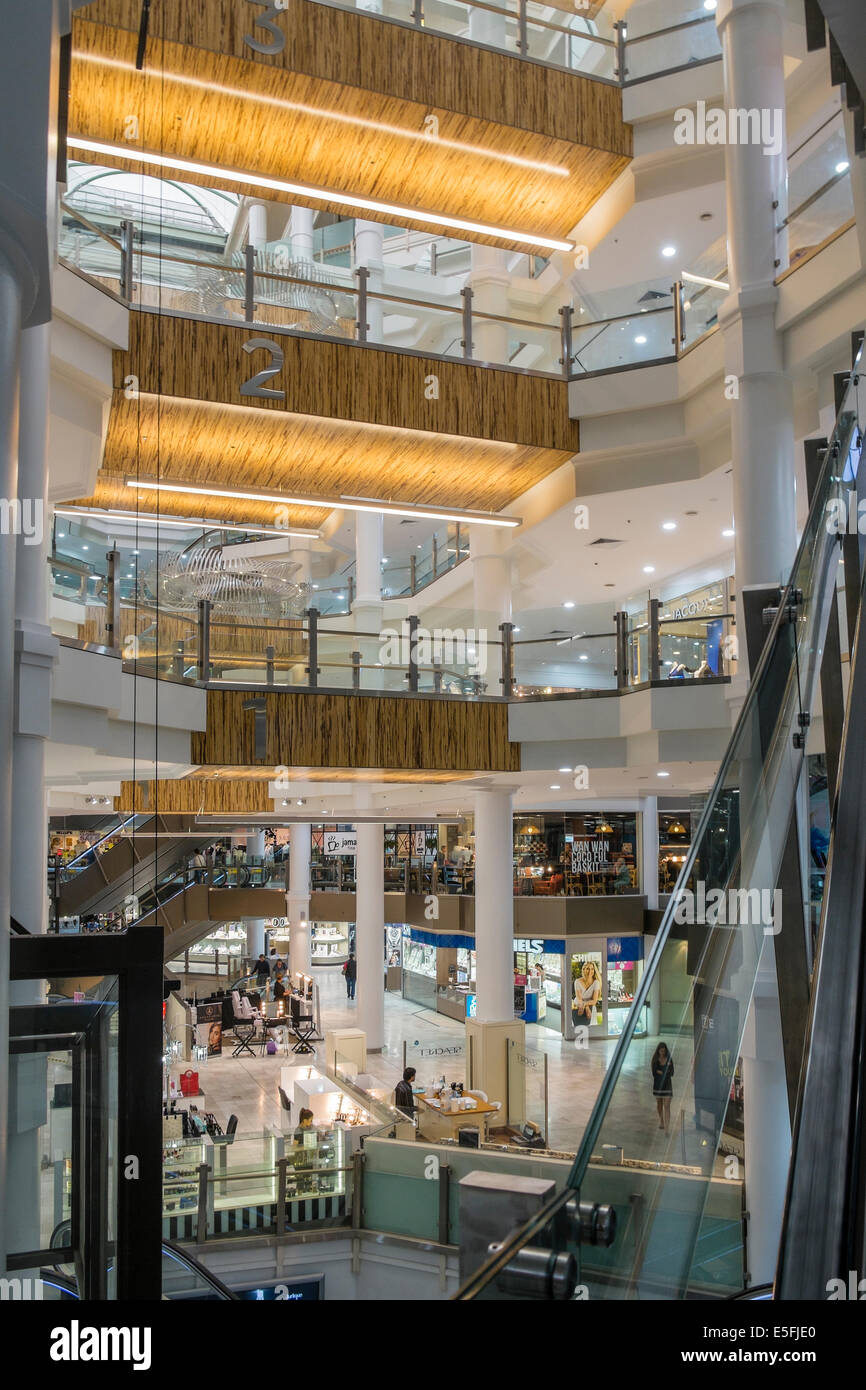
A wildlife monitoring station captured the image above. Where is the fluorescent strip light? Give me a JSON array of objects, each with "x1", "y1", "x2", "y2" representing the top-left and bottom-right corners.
[
  {"x1": 124, "y1": 476, "x2": 521, "y2": 528},
  {"x1": 74, "y1": 53, "x2": 569, "y2": 178},
  {"x1": 681, "y1": 271, "x2": 730, "y2": 291},
  {"x1": 68, "y1": 138, "x2": 574, "y2": 253},
  {"x1": 54, "y1": 506, "x2": 319, "y2": 539}
]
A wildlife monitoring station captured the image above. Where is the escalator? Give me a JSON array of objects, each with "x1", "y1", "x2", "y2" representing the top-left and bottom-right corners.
[
  {"x1": 52, "y1": 812, "x2": 216, "y2": 921},
  {"x1": 454, "y1": 340, "x2": 865, "y2": 1300}
]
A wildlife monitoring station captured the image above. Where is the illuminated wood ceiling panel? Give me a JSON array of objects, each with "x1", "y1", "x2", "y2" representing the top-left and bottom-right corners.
[
  {"x1": 68, "y1": 314, "x2": 577, "y2": 523},
  {"x1": 71, "y1": 4, "x2": 631, "y2": 250}
]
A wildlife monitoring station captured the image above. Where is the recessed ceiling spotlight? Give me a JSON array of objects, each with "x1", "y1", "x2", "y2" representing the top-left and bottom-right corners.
[
  {"x1": 662, "y1": 245, "x2": 677, "y2": 258},
  {"x1": 836, "y1": 161, "x2": 850, "y2": 175},
  {"x1": 662, "y1": 521, "x2": 677, "y2": 531},
  {"x1": 563, "y1": 600, "x2": 575, "y2": 609},
  {"x1": 699, "y1": 211, "x2": 713, "y2": 222},
  {"x1": 643, "y1": 565, "x2": 655, "y2": 573},
  {"x1": 722, "y1": 528, "x2": 735, "y2": 538},
  {"x1": 634, "y1": 335, "x2": 647, "y2": 345},
  {"x1": 558, "y1": 766, "x2": 571, "y2": 772},
  {"x1": 550, "y1": 785, "x2": 561, "y2": 790},
  {"x1": 579, "y1": 654, "x2": 588, "y2": 661},
  {"x1": 657, "y1": 770, "x2": 671, "y2": 778},
  {"x1": 703, "y1": 0, "x2": 717, "y2": 11}
]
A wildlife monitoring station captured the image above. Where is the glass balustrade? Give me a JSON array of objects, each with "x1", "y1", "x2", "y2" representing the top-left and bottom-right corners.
[{"x1": 456, "y1": 343, "x2": 865, "y2": 1302}]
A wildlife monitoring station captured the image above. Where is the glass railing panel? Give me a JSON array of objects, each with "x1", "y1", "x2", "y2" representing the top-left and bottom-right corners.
[
  {"x1": 571, "y1": 306, "x2": 674, "y2": 375},
  {"x1": 523, "y1": 8, "x2": 616, "y2": 81},
  {"x1": 58, "y1": 205, "x2": 124, "y2": 293},
  {"x1": 622, "y1": 9, "x2": 721, "y2": 82},
  {"x1": 513, "y1": 635, "x2": 614, "y2": 695},
  {"x1": 626, "y1": 621, "x2": 649, "y2": 685},
  {"x1": 366, "y1": 289, "x2": 465, "y2": 358},
  {"x1": 505, "y1": 1038, "x2": 549, "y2": 1147},
  {"x1": 682, "y1": 280, "x2": 726, "y2": 349}
]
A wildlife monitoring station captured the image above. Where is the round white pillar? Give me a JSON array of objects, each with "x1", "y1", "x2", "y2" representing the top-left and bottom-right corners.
[
  {"x1": 641, "y1": 795, "x2": 659, "y2": 911},
  {"x1": 354, "y1": 510, "x2": 384, "y2": 689},
  {"x1": 473, "y1": 788, "x2": 514, "y2": 1023},
  {"x1": 12, "y1": 323, "x2": 55, "y2": 939},
  {"x1": 741, "y1": 958, "x2": 791, "y2": 1286},
  {"x1": 354, "y1": 218, "x2": 384, "y2": 342},
  {"x1": 469, "y1": 244, "x2": 510, "y2": 365},
  {"x1": 287, "y1": 822, "x2": 311, "y2": 978},
  {"x1": 355, "y1": 820, "x2": 384, "y2": 1049},
  {"x1": 247, "y1": 202, "x2": 268, "y2": 251},
  {"x1": 716, "y1": 0, "x2": 797, "y2": 644},
  {"x1": 290, "y1": 206, "x2": 314, "y2": 262},
  {"x1": 469, "y1": 523, "x2": 511, "y2": 634}
]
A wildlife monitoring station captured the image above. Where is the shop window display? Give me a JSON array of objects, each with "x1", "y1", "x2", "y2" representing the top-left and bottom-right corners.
[
  {"x1": 571, "y1": 951, "x2": 604, "y2": 1029},
  {"x1": 514, "y1": 812, "x2": 639, "y2": 896},
  {"x1": 659, "y1": 811, "x2": 692, "y2": 895}
]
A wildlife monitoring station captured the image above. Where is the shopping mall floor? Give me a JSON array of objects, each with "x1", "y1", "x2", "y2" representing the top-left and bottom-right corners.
[{"x1": 175, "y1": 964, "x2": 687, "y2": 1158}]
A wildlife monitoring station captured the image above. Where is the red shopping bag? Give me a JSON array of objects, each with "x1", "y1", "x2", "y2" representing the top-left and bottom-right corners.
[{"x1": 179, "y1": 1069, "x2": 199, "y2": 1096}]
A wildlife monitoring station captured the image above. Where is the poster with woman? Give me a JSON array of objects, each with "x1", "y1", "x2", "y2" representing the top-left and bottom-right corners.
[
  {"x1": 195, "y1": 1000, "x2": 223, "y2": 1056},
  {"x1": 571, "y1": 953, "x2": 603, "y2": 1028}
]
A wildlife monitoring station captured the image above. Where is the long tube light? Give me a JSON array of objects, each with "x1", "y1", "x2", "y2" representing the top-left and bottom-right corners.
[
  {"x1": 55, "y1": 505, "x2": 320, "y2": 538},
  {"x1": 124, "y1": 476, "x2": 521, "y2": 527},
  {"x1": 681, "y1": 271, "x2": 730, "y2": 291},
  {"x1": 74, "y1": 53, "x2": 569, "y2": 178},
  {"x1": 68, "y1": 138, "x2": 575, "y2": 253}
]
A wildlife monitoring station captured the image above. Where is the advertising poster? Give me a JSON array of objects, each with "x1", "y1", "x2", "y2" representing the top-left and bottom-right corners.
[
  {"x1": 571, "y1": 951, "x2": 604, "y2": 1027},
  {"x1": 196, "y1": 1000, "x2": 223, "y2": 1056}
]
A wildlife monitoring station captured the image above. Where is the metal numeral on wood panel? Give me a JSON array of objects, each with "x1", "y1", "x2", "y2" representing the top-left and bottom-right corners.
[
  {"x1": 244, "y1": 2, "x2": 287, "y2": 55},
  {"x1": 240, "y1": 337, "x2": 286, "y2": 400}
]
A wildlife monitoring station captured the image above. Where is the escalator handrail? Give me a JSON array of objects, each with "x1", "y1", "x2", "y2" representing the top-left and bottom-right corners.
[
  {"x1": 776, "y1": 523, "x2": 866, "y2": 1296},
  {"x1": 161, "y1": 1240, "x2": 240, "y2": 1299}
]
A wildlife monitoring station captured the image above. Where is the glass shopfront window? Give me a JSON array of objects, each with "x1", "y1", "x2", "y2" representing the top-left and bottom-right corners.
[
  {"x1": 515, "y1": 812, "x2": 639, "y2": 896},
  {"x1": 659, "y1": 810, "x2": 692, "y2": 895},
  {"x1": 606, "y1": 937, "x2": 646, "y2": 1037},
  {"x1": 571, "y1": 950, "x2": 604, "y2": 1030}
]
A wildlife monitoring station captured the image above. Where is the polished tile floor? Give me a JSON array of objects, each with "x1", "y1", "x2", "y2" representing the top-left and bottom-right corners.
[{"x1": 177, "y1": 965, "x2": 704, "y2": 1164}]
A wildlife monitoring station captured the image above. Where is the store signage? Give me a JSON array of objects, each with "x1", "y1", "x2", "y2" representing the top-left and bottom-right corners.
[
  {"x1": 607, "y1": 936, "x2": 643, "y2": 963},
  {"x1": 513, "y1": 938, "x2": 565, "y2": 954},
  {"x1": 571, "y1": 838, "x2": 609, "y2": 874},
  {"x1": 670, "y1": 595, "x2": 714, "y2": 620},
  {"x1": 412, "y1": 829, "x2": 426, "y2": 855},
  {"x1": 324, "y1": 831, "x2": 357, "y2": 856}
]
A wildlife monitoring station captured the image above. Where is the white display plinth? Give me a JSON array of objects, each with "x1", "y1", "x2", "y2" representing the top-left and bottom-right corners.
[{"x1": 325, "y1": 1027, "x2": 366, "y2": 1074}]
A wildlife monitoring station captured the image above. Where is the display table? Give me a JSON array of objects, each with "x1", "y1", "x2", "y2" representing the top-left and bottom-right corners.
[{"x1": 415, "y1": 1093, "x2": 500, "y2": 1143}]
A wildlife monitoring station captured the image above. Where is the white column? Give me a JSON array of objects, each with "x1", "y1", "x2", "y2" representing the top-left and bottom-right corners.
[
  {"x1": 243, "y1": 829, "x2": 266, "y2": 962},
  {"x1": 0, "y1": 252, "x2": 22, "y2": 1270},
  {"x1": 356, "y1": 820, "x2": 384, "y2": 1049},
  {"x1": 287, "y1": 822, "x2": 311, "y2": 978},
  {"x1": 289, "y1": 206, "x2": 314, "y2": 262},
  {"x1": 12, "y1": 323, "x2": 57, "y2": 939},
  {"x1": 354, "y1": 218, "x2": 384, "y2": 343},
  {"x1": 473, "y1": 788, "x2": 514, "y2": 1022},
  {"x1": 716, "y1": 0, "x2": 797, "y2": 658},
  {"x1": 247, "y1": 202, "x2": 268, "y2": 251},
  {"x1": 354, "y1": 509, "x2": 384, "y2": 689},
  {"x1": 469, "y1": 523, "x2": 511, "y2": 632},
  {"x1": 741, "y1": 955, "x2": 791, "y2": 1286},
  {"x1": 469, "y1": 243, "x2": 510, "y2": 365},
  {"x1": 641, "y1": 796, "x2": 659, "y2": 911}
]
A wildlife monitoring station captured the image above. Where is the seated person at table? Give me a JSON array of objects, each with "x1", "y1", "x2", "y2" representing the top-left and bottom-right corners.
[
  {"x1": 188, "y1": 1106, "x2": 208, "y2": 1136},
  {"x1": 610, "y1": 855, "x2": 632, "y2": 893},
  {"x1": 394, "y1": 1067, "x2": 417, "y2": 1118},
  {"x1": 273, "y1": 971, "x2": 286, "y2": 1000}
]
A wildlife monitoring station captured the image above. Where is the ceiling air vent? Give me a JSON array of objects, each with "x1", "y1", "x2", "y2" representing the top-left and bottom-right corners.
[
  {"x1": 637, "y1": 289, "x2": 670, "y2": 304},
  {"x1": 588, "y1": 537, "x2": 624, "y2": 547}
]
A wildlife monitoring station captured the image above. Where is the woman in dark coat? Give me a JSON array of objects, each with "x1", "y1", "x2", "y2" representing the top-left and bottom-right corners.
[{"x1": 651, "y1": 1042, "x2": 674, "y2": 1133}]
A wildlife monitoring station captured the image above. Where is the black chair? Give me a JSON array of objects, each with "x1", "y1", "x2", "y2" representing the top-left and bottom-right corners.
[
  {"x1": 213, "y1": 1113, "x2": 238, "y2": 1146},
  {"x1": 231, "y1": 1019, "x2": 257, "y2": 1057}
]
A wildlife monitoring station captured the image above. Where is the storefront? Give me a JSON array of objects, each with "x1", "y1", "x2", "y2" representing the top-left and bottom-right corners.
[
  {"x1": 658, "y1": 810, "x2": 692, "y2": 895},
  {"x1": 513, "y1": 811, "x2": 640, "y2": 896},
  {"x1": 401, "y1": 927, "x2": 647, "y2": 1040}
]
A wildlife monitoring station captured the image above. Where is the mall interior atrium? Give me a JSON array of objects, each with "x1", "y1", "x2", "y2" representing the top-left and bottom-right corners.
[{"x1": 1, "y1": 0, "x2": 866, "y2": 1326}]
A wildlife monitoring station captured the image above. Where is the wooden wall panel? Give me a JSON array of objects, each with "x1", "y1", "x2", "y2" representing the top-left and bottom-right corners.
[
  {"x1": 191, "y1": 689, "x2": 521, "y2": 772},
  {"x1": 78, "y1": 1, "x2": 631, "y2": 150},
  {"x1": 117, "y1": 311, "x2": 579, "y2": 448},
  {"x1": 117, "y1": 777, "x2": 274, "y2": 813}
]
